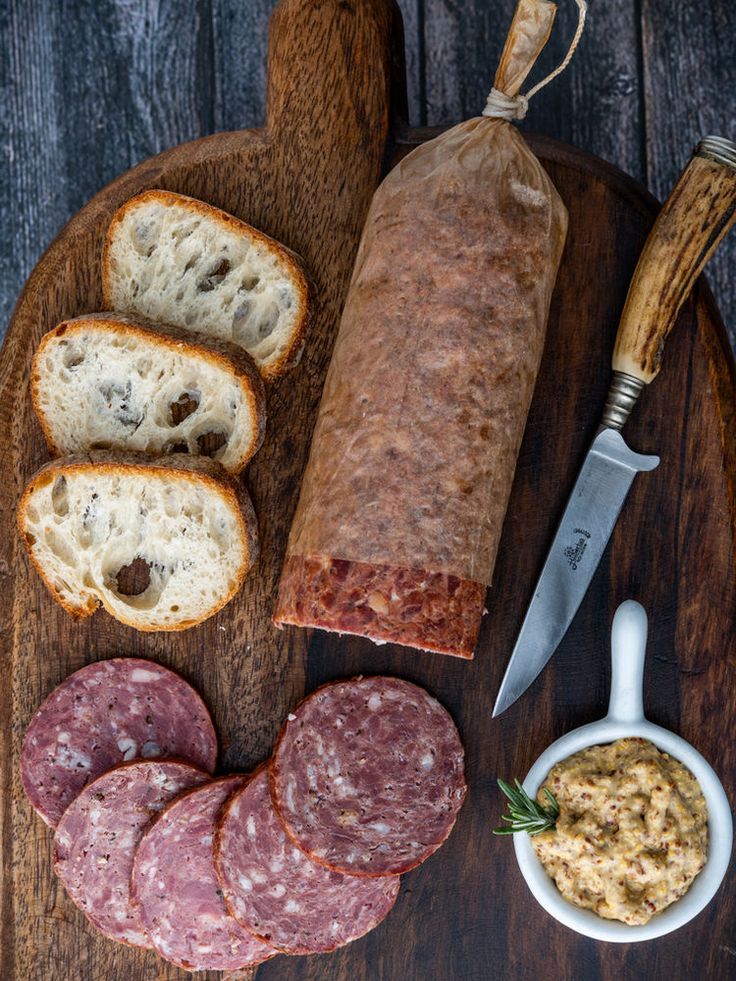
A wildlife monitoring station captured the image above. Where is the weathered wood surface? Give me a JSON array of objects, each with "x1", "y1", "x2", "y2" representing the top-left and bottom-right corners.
[
  {"x1": 1, "y1": 2, "x2": 736, "y2": 980},
  {"x1": 1, "y1": 0, "x2": 735, "y2": 349}
]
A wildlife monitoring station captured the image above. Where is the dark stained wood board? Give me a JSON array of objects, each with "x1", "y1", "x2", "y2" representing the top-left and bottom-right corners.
[{"x1": 1, "y1": 2, "x2": 735, "y2": 980}]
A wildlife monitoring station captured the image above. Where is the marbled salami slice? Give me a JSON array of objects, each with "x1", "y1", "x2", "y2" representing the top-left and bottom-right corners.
[
  {"x1": 271, "y1": 676, "x2": 466, "y2": 875},
  {"x1": 21, "y1": 657, "x2": 217, "y2": 826},
  {"x1": 214, "y1": 769, "x2": 399, "y2": 954},
  {"x1": 131, "y1": 776, "x2": 277, "y2": 971},
  {"x1": 53, "y1": 760, "x2": 208, "y2": 947}
]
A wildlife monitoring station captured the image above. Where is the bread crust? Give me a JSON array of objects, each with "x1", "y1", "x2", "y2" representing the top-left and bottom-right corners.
[
  {"x1": 17, "y1": 452, "x2": 258, "y2": 631},
  {"x1": 101, "y1": 189, "x2": 311, "y2": 381},
  {"x1": 31, "y1": 313, "x2": 267, "y2": 472}
]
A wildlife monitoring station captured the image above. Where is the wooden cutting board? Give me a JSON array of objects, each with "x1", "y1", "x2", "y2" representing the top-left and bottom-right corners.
[{"x1": 1, "y1": 2, "x2": 734, "y2": 979}]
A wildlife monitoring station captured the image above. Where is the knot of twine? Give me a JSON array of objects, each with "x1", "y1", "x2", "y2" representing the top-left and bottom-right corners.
[{"x1": 483, "y1": 0, "x2": 587, "y2": 121}]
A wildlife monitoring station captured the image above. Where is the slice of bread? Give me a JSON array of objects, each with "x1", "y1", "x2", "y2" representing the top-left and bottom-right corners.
[
  {"x1": 18, "y1": 453, "x2": 258, "y2": 631},
  {"x1": 31, "y1": 314, "x2": 266, "y2": 475},
  {"x1": 102, "y1": 190, "x2": 310, "y2": 381}
]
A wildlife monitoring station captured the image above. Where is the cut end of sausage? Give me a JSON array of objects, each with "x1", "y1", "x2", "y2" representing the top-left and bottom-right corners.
[{"x1": 274, "y1": 554, "x2": 484, "y2": 658}]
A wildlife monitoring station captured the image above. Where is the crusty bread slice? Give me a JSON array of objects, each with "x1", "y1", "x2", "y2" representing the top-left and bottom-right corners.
[
  {"x1": 102, "y1": 190, "x2": 310, "y2": 380},
  {"x1": 18, "y1": 453, "x2": 258, "y2": 631},
  {"x1": 31, "y1": 314, "x2": 266, "y2": 475}
]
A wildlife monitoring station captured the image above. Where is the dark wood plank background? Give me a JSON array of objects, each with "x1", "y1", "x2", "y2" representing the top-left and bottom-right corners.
[{"x1": 1, "y1": 0, "x2": 735, "y2": 350}]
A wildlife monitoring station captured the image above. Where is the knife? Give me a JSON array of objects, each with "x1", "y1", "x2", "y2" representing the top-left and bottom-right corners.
[{"x1": 493, "y1": 135, "x2": 736, "y2": 718}]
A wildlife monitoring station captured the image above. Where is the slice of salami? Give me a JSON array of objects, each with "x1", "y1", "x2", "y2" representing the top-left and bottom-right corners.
[
  {"x1": 131, "y1": 775, "x2": 277, "y2": 971},
  {"x1": 21, "y1": 657, "x2": 217, "y2": 826},
  {"x1": 214, "y1": 769, "x2": 399, "y2": 955},
  {"x1": 270, "y1": 676, "x2": 466, "y2": 876},
  {"x1": 53, "y1": 759, "x2": 208, "y2": 947}
]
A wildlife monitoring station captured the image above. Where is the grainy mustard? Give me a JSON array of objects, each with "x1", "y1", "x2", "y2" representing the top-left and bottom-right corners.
[{"x1": 532, "y1": 737, "x2": 707, "y2": 925}]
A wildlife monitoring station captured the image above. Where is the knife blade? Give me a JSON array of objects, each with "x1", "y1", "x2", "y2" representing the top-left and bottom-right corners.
[
  {"x1": 493, "y1": 135, "x2": 736, "y2": 717},
  {"x1": 492, "y1": 429, "x2": 658, "y2": 717}
]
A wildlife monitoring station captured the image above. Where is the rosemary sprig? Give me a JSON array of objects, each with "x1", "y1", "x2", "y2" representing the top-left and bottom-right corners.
[{"x1": 493, "y1": 778, "x2": 559, "y2": 836}]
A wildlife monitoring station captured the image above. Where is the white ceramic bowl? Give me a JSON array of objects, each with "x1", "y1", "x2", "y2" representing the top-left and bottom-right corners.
[{"x1": 513, "y1": 600, "x2": 733, "y2": 941}]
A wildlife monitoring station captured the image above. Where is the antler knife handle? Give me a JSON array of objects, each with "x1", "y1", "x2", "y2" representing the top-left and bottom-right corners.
[{"x1": 602, "y1": 136, "x2": 736, "y2": 430}]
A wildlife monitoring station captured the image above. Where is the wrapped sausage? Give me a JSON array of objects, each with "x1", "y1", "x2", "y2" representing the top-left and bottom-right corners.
[{"x1": 275, "y1": 0, "x2": 579, "y2": 658}]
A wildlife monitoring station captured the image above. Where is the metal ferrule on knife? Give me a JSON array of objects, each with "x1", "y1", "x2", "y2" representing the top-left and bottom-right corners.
[{"x1": 601, "y1": 372, "x2": 646, "y2": 431}]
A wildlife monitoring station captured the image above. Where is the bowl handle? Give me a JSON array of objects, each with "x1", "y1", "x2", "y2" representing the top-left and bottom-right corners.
[{"x1": 606, "y1": 600, "x2": 648, "y2": 723}]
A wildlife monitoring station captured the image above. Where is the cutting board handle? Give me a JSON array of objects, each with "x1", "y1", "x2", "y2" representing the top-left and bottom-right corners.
[
  {"x1": 612, "y1": 136, "x2": 736, "y2": 385},
  {"x1": 265, "y1": 0, "x2": 398, "y2": 139}
]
